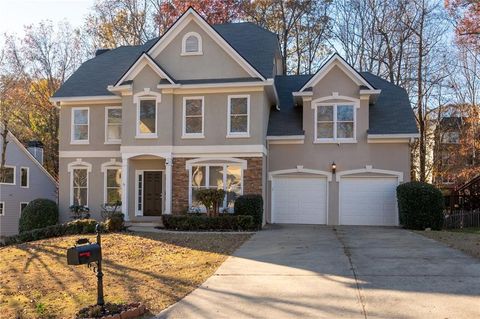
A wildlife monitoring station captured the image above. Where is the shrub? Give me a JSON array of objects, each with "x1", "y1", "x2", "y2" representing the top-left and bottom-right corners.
[
  {"x1": 104, "y1": 212, "x2": 124, "y2": 232},
  {"x1": 19, "y1": 199, "x2": 58, "y2": 233},
  {"x1": 397, "y1": 181, "x2": 444, "y2": 230},
  {"x1": 162, "y1": 214, "x2": 256, "y2": 231},
  {"x1": 69, "y1": 205, "x2": 90, "y2": 220},
  {"x1": 196, "y1": 189, "x2": 226, "y2": 216},
  {"x1": 234, "y1": 194, "x2": 263, "y2": 229}
]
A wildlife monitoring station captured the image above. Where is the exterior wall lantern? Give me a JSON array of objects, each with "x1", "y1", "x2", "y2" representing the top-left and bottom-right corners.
[{"x1": 331, "y1": 162, "x2": 337, "y2": 174}]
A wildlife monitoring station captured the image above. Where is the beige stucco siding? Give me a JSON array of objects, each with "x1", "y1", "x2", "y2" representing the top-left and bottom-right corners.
[
  {"x1": 153, "y1": 20, "x2": 252, "y2": 80},
  {"x1": 59, "y1": 103, "x2": 122, "y2": 152}
]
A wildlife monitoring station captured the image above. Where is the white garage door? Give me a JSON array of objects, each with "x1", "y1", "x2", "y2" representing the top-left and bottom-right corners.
[
  {"x1": 272, "y1": 176, "x2": 327, "y2": 224},
  {"x1": 340, "y1": 177, "x2": 398, "y2": 226}
]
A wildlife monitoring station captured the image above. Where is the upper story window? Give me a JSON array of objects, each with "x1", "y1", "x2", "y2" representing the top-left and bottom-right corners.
[
  {"x1": 183, "y1": 97, "x2": 204, "y2": 138},
  {"x1": 105, "y1": 107, "x2": 122, "y2": 143},
  {"x1": 315, "y1": 103, "x2": 356, "y2": 142},
  {"x1": 137, "y1": 99, "x2": 157, "y2": 137},
  {"x1": 71, "y1": 107, "x2": 89, "y2": 144},
  {"x1": 182, "y1": 32, "x2": 202, "y2": 55},
  {"x1": 20, "y1": 167, "x2": 29, "y2": 188},
  {"x1": 0, "y1": 165, "x2": 15, "y2": 185},
  {"x1": 227, "y1": 95, "x2": 250, "y2": 137},
  {"x1": 442, "y1": 131, "x2": 460, "y2": 144}
]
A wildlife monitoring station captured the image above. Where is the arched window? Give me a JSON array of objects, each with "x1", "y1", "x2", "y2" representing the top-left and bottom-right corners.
[{"x1": 182, "y1": 32, "x2": 202, "y2": 55}]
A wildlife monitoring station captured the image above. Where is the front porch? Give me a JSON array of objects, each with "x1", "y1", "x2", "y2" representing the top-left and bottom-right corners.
[{"x1": 121, "y1": 153, "x2": 173, "y2": 222}]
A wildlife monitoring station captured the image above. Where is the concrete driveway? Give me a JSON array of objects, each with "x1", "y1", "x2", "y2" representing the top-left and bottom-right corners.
[{"x1": 157, "y1": 225, "x2": 480, "y2": 319}]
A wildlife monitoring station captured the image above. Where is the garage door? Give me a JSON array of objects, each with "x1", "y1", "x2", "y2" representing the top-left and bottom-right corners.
[
  {"x1": 340, "y1": 177, "x2": 398, "y2": 226},
  {"x1": 272, "y1": 176, "x2": 327, "y2": 224}
]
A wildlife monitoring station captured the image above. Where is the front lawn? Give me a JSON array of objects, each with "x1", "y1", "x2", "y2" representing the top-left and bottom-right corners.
[
  {"x1": 0, "y1": 232, "x2": 251, "y2": 319},
  {"x1": 417, "y1": 228, "x2": 480, "y2": 259}
]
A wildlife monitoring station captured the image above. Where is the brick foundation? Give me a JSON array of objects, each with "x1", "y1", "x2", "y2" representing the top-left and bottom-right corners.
[{"x1": 171, "y1": 157, "x2": 264, "y2": 214}]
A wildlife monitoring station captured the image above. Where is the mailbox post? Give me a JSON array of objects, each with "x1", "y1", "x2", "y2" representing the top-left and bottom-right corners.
[{"x1": 67, "y1": 224, "x2": 105, "y2": 308}]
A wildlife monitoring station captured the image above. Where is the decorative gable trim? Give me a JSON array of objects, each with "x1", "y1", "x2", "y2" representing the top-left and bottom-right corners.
[
  {"x1": 113, "y1": 52, "x2": 175, "y2": 87},
  {"x1": 299, "y1": 54, "x2": 375, "y2": 92},
  {"x1": 147, "y1": 7, "x2": 266, "y2": 81}
]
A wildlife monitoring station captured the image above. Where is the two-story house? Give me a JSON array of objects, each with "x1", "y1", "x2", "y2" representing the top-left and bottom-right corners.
[
  {"x1": 0, "y1": 133, "x2": 57, "y2": 237},
  {"x1": 51, "y1": 8, "x2": 418, "y2": 226}
]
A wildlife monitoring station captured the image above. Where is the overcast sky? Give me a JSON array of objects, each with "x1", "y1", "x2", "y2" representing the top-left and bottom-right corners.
[{"x1": 0, "y1": 0, "x2": 94, "y2": 36}]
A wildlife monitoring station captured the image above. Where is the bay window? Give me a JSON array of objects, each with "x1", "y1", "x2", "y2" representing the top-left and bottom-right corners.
[
  {"x1": 315, "y1": 103, "x2": 355, "y2": 142},
  {"x1": 190, "y1": 164, "x2": 243, "y2": 211}
]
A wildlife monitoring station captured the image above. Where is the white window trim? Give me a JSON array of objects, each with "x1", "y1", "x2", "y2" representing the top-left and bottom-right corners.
[
  {"x1": 20, "y1": 167, "x2": 29, "y2": 188},
  {"x1": 71, "y1": 107, "x2": 90, "y2": 144},
  {"x1": 20, "y1": 202, "x2": 29, "y2": 214},
  {"x1": 105, "y1": 106, "x2": 122, "y2": 144},
  {"x1": 188, "y1": 162, "x2": 244, "y2": 211},
  {"x1": 227, "y1": 95, "x2": 250, "y2": 138},
  {"x1": 0, "y1": 165, "x2": 16, "y2": 185},
  {"x1": 314, "y1": 102, "x2": 357, "y2": 143},
  {"x1": 134, "y1": 89, "x2": 161, "y2": 139},
  {"x1": 101, "y1": 160, "x2": 122, "y2": 205},
  {"x1": 68, "y1": 160, "x2": 92, "y2": 206},
  {"x1": 0, "y1": 202, "x2": 4, "y2": 216},
  {"x1": 181, "y1": 32, "x2": 203, "y2": 56},
  {"x1": 135, "y1": 169, "x2": 164, "y2": 216},
  {"x1": 182, "y1": 96, "x2": 205, "y2": 138}
]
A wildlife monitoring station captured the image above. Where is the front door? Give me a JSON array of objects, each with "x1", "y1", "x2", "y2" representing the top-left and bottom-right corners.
[{"x1": 143, "y1": 171, "x2": 163, "y2": 216}]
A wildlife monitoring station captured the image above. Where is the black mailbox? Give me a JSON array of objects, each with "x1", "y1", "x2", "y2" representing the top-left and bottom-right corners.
[{"x1": 67, "y1": 242, "x2": 101, "y2": 265}]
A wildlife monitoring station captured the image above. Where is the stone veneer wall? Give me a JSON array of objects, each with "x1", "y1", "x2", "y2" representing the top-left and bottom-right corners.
[{"x1": 171, "y1": 157, "x2": 264, "y2": 214}]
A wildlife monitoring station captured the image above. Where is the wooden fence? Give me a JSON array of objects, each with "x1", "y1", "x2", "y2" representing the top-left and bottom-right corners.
[{"x1": 444, "y1": 209, "x2": 480, "y2": 229}]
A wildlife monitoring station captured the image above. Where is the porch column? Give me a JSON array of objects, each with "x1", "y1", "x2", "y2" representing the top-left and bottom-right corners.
[
  {"x1": 164, "y1": 157, "x2": 173, "y2": 214},
  {"x1": 121, "y1": 156, "x2": 130, "y2": 221}
]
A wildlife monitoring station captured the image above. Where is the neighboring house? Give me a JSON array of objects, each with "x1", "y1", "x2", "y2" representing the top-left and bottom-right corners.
[
  {"x1": 433, "y1": 116, "x2": 475, "y2": 193},
  {"x1": 0, "y1": 133, "x2": 58, "y2": 237},
  {"x1": 51, "y1": 8, "x2": 418, "y2": 226}
]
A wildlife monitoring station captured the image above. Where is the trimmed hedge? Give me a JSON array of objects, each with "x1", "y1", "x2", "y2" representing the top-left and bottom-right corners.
[
  {"x1": 397, "y1": 181, "x2": 444, "y2": 230},
  {"x1": 19, "y1": 199, "x2": 58, "y2": 233},
  {"x1": 162, "y1": 214, "x2": 256, "y2": 231},
  {"x1": 2, "y1": 219, "x2": 99, "y2": 246},
  {"x1": 234, "y1": 194, "x2": 263, "y2": 228}
]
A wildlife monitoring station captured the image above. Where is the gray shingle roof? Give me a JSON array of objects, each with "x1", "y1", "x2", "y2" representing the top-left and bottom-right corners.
[
  {"x1": 53, "y1": 23, "x2": 278, "y2": 98},
  {"x1": 268, "y1": 73, "x2": 418, "y2": 136}
]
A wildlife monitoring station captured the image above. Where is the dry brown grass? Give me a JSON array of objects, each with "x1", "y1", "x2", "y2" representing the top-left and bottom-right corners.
[
  {"x1": 0, "y1": 232, "x2": 251, "y2": 319},
  {"x1": 417, "y1": 229, "x2": 480, "y2": 259}
]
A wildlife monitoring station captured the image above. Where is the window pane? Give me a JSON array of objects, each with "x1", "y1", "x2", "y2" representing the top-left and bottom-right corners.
[
  {"x1": 21, "y1": 203, "x2": 28, "y2": 212},
  {"x1": 231, "y1": 98, "x2": 248, "y2": 115},
  {"x1": 139, "y1": 100, "x2": 156, "y2": 134},
  {"x1": 226, "y1": 165, "x2": 242, "y2": 190},
  {"x1": 185, "y1": 35, "x2": 199, "y2": 52},
  {"x1": 317, "y1": 105, "x2": 333, "y2": 121},
  {"x1": 337, "y1": 105, "x2": 354, "y2": 121},
  {"x1": 186, "y1": 99, "x2": 202, "y2": 116},
  {"x1": 1, "y1": 167, "x2": 14, "y2": 183},
  {"x1": 337, "y1": 122, "x2": 354, "y2": 138},
  {"x1": 191, "y1": 166, "x2": 205, "y2": 187},
  {"x1": 0, "y1": 203, "x2": 4, "y2": 215},
  {"x1": 230, "y1": 115, "x2": 248, "y2": 133},
  {"x1": 209, "y1": 166, "x2": 224, "y2": 189},
  {"x1": 107, "y1": 188, "x2": 122, "y2": 204},
  {"x1": 185, "y1": 117, "x2": 202, "y2": 134},
  {"x1": 74, "y1": 125, "x2": 88, "y2": 140},
  {"x1": 317, "y1": 123, "x2": 334, "y2": 138},
  {"x1": 107, "y1": 125, "x2": 121, "y2": 140},
  {"x1": 108, "y1": 108, "x2": 122, "y2": 124},
  {"x1": 73, "y1": 169, "x2": 87, "y2": 187},
  {"x1": 107, "y1": 169, "x2": 121, "y2": 187},
  {"x1": 74, "y1": 109, "x2": 88, "y2": 124},
  {"x1": 21, "y1": 168, "x2": 28, "y2": 186},
  {"x1": 74, "y1": 188, "x2": 87, "y2": 206},
  {"x1": 192, "y1": 187, "x2": 207, "y2": 206}
]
